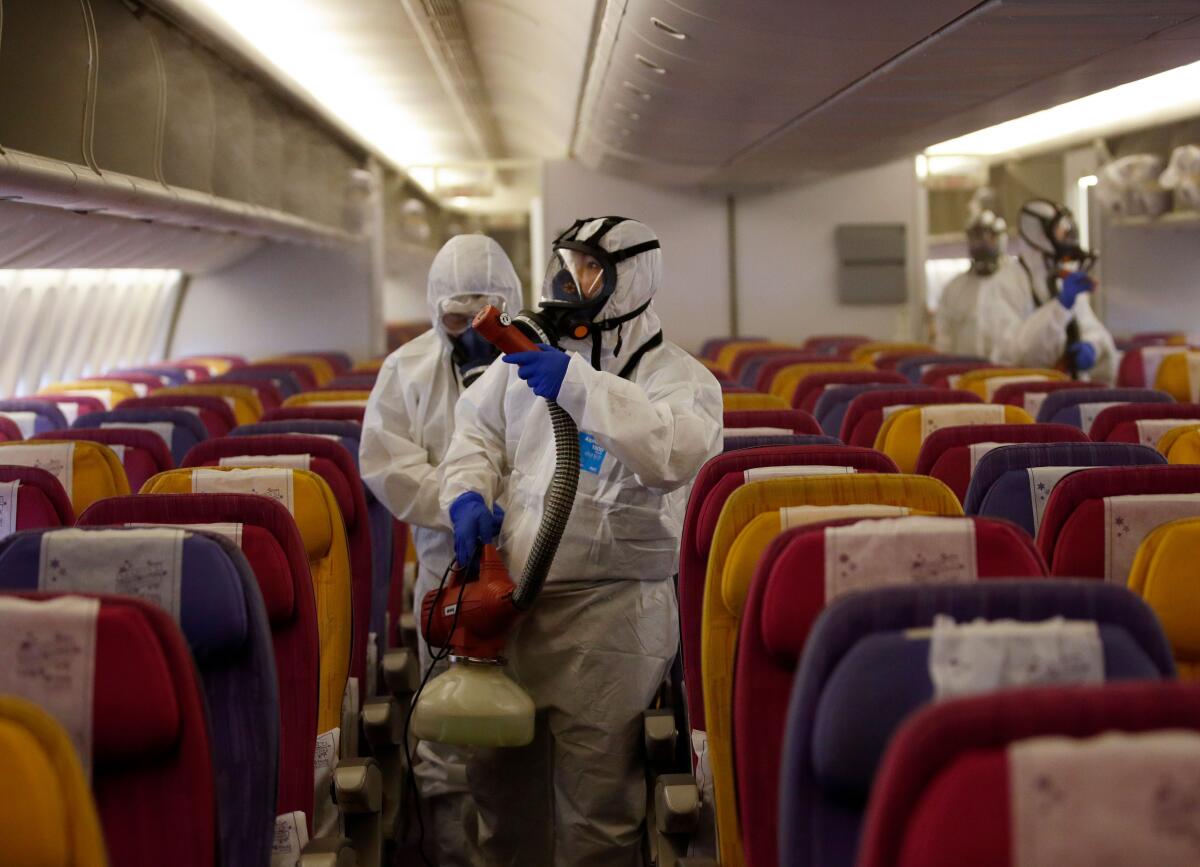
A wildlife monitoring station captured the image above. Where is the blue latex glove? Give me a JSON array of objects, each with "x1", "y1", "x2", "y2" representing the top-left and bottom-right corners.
[
  {"x1": 504, "y1": 344, "x2": 570, "y2": 401},
  {"x1": 1069, "y1": 342, "x2": 1097, "y2": 372},
  {"x1": 1058, "y1": 271, "x2": 1093, "y2": 310},
  {"x1": 449, "y1": 492, "x2": 500, "y2": 567}
]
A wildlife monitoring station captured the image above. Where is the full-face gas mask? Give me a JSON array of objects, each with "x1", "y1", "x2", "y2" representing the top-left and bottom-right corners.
[
  {"x1": 1018, "y1": 199, "x2": 1097, "y2": 284},
  {"x1": 506, "y1": 217, "x2": 660, "y2": 369},
  {"x1": 966, "y1": 210, "x2": 1007, "y2": 276}
]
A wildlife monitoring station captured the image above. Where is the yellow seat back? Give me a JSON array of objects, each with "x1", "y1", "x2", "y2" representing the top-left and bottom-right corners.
[
  {"x1": 152, "y1": 385, "x2": 262, "y2": 425},
  {"x1": 0, "y1": 697, "x2": 108, "y2": 867},
  {"x1": 350, "y1": 359, "x2": 383, "y2": 375},
  {"x1": 1157, "y1": 423, "x2": 1200, "y2": 457},
  {"x1": 954, "y1": 367, "x2": 1067, "y2": 399},
  {"x1": 1155, "y1": 352, "x2": 1200, "y2": 402},
  {"x1": 1166, "y1": 429, "x2": 1200, "y2": 465},
  {"x1": 283, "y1": 390, "x2": 371, "y2": 409},
  {"x1": 0, "y1": 440, "x2": 129, "y2": 513},
  {"x1": 1128, "y1": 518, "x2": 1200, "y2": 678},
  {"x1": 701, "y1": 474, "x2": 961, "y2": 866},
  {"x1": 183, "y1": 356, "x2": 237, "y2": 376},
  {"x1": 722, "y1": 392, "x2": 789, "y2": 411},
  {"x1": 849, "y1": 341, "x2": 933, "y2": 365},
  {"x1": 39, "y1": 380, "x2": 139, "y2": 410},
  {"x1": 713, "y1": 341, "x2": 793, "y2": 373},
  {"x1": 259, "y1": 355, "x2": 336, "y2": 387},
  {"x1": 767, "y1": 361, "x2": 871, "y2": 402},
  {"x1": 143, "y1": 467, "x2": 351, "y2": 731},
  {"x1": 876, "y1": 404, "x2": 1034, "y2": 473}
]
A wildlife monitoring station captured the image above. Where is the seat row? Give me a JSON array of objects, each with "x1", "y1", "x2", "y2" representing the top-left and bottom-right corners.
[
  {"x1": 650, "y1": 334, "x2": 1200, "y2": 867},
  {"x1": 0, "y1": 348, "x2": 427, "y2": 867}
]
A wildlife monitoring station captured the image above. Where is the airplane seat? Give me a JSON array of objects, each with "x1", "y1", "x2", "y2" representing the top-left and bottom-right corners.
[
  {"x1": 0, "y1": 592, "x2": 217, "y2": 866},
  {"x1": 0, "y1": 695, "x2": 108, "y2": 867},
  {"x1": 745, "y1": 353, "x2": 838, "y2": 391},
  {"x1": 800, "y1": 334, "x2": 871, "y2": 356},
  {"x1": 914, "y1": 423, "x2": 1089, "y2": 503},
  {"x1": 849, "y1": 342, "x2": 934, "y2": 366},
  {"x1": 36, "y1": 428, "x2": 172, "y2": 492},
  {"x1": 1036, "y1": 465, "x2": 1200, "y2": 580},
  {"x1": 767, "y1": 361, "x2": 871, "y2": 403},
  {"x1": 283, "y1": 390, "x2": 371, "y2": 410},
  {"x1": 737, "y1": 521, "x2": 1049, "y2": 867},
  {"x1": 1117, "y1": 344, "x2": 1195, "y2": 387},
  {"x1": 966, "y1": 443, "x2": 1166, "y2": 536},
  {"x1": 152, "y1": 385, "x2": 263, "y2": 426},
  {"x1": 840, "y1": 388, "x2": 979, "y2": 447},
  {"x1": 0, "y1": 528, "x2": 278, "y2": 867},
  {"x1": 327, "y1": 374, "x2": 380, "y2": 391},
  {"x1": 1151, "y1": 351, "x2": 1200, "y2": 402},
  {"x1": 78, "y1": 493, "x2": 320, "y2": 831},
  {"x1": 722, "y1": 409, "x2": 821, "y2": 437},
  {"x1": 791, "y1": 370, "x2": 907, "y2": 414},
  {"x1": 1128, "y1": 517, "x2": 1200, "y2": 678},
  {"x1": 893, "y1": 354, "x2": 986, "y2": 382},
  {"x1": 1034, "y1": 386, "x2": 1173, "y2": 427},
  {"x1": 182, "y1": 436, "x2": 372, "y2": 700},
  {"x1": 208, "y1": 377, "x2": 284, "y2": 412},
  {"x1": 989, "y1": 378, "x2": 1104, "y2": 416},
  {"x1": 674, "y1": 449, "x2": 900, "y2": 841},
  {"x1": 99, "y1": 371, "x2": 165, "y2": 398},
  {"x1": 0, "y1": 399, "x2": 71, "y2": 434},
  {"x1": 1164, "y1": 428, "x2": 1200, "y2": 463},
  {"x1": 917, "y1": 361, "x2": 997, "y2": 388},
  {"x1": 117, "y1": 396, "x2": 236, "y2": 438},
  {"x1": 290, "y1": 351, "x2": 353, "y2": 374},
  {"x1": 142, "y1": 467, "x2": 351, "y2": 738},
  {"x1": 73, "y1": 408, "x2": 207, "y2": 466},
  {"x1": 264, "y1": 405, "x2": 366, "y2": 424},
  {"x1": 855, "y1": 681, "x2": 1200, "y2": 867},
  {"x1": 238, "y1": 362, "x2": 320, "y2": 391},
  {"x1": 787, "y1": 581, "x2": 1173, "y2": 867},
  {"x1": 1088, "y1": 402, "x2": 1200, "y2": 444},
  {"x1": 700, "y1": 474, "x2": 962, "y2": 867},
  {"x1": 0, "y1": 440, "x2": 129, "y2": 514},
  {"x1": 218, "y1": 367, "x2": 305, "y2": 398},
  {"x1": 0, "y1": 417, "x2": 21, "y2": 442},
  {"x1": 258, "y1": 355, "x2": 337, "y2": 387},
  {"x1": 721, "y1": 392, "x2": 790, "y2": 411},
  {"x1": 812, "y1": 383, "x2": 912, "y2": 436},
  {"x1": 875, "y1": 404, "x2": 1035, "y2": 474},
  {"x1": 953, "y1": 367, "x2": 1067, "y2": 400},
  {"x1": 39, "y1": 380, "x2": 138, "y2": 410},
  {"x1": 0, "y1": 466, "x2": 75, "y2": 537}
]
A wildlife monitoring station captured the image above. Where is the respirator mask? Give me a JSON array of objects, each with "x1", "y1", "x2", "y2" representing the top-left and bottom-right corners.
[
  {"x1": 506, "y1": 217, "x2": 660, "y2": 369},
  {"x1": 966, "y1": 210, "x2": 1006, "y2": 276},
  {"x1": 441, "y1": 294, "x2": 506, "y2": 387},
  {"x1": 1018, "y1": 199, "x2": 1097, "y2": 280}
]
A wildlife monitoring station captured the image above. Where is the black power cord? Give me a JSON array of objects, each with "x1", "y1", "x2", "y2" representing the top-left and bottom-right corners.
[{"x1": 401, "y1": 552, "x2": 473, "y2": 867}]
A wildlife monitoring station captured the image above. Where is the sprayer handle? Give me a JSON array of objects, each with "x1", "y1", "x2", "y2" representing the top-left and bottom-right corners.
[{"x1": 473, "y1": 305, "x2": 540, "y2": 355}]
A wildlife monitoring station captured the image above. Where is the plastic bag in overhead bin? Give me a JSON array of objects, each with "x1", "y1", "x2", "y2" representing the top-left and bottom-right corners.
[
  {"x1": 1095, "y1": 154, "x2": 1171, "y2": 218},
  {"x1": 1160, "y1": 144, "x2": 1200, "y2": 212}
]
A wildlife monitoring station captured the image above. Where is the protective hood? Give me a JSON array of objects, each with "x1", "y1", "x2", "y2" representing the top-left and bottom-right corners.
[
  {"x1": 427, "y1": 234, "x2": 523, "y2": 349},
  {"x1": 542, "y1": 217, "x2": 663, "y2": 372}
]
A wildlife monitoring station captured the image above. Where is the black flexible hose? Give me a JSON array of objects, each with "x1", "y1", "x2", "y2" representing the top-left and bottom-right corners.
[{"x1": 511, "y1": 399, "x2": 579, "y2": 609}]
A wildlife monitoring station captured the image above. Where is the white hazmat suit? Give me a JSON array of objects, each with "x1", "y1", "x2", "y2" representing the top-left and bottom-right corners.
[
  {"x1": 439, "y1": 218, "x2": 723, "y2": 866},
  {"x1": 360, "y1": 234, "x2": 522, "y2": 866},
  {"x1": 935, "y1": 255, "x2": 1117, "y2": 382}
]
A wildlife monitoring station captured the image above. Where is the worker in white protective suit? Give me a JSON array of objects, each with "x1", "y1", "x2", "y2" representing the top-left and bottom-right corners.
[
  {"x1": 935, "y1": 199, "x2": 1117, "y2": 382},
  {"x1": 439, "y1": 217, "x2": 723, "y2": 866},
  {"x1": 360, "y1": 233, "x2": 522, "y2": 866}
]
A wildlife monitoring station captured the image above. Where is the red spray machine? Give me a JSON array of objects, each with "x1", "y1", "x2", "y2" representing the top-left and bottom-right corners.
[{"x1": 411, "y1": 306, "x2": 581, "y2": 747}]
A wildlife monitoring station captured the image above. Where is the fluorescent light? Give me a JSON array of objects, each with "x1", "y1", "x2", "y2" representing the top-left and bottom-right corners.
[
  {"x1": 927, "y1": 60, "x2": 1200, "y2": 158},
  {"x1": 187, "y1": 0, "x2": 441, "y2": 166}
]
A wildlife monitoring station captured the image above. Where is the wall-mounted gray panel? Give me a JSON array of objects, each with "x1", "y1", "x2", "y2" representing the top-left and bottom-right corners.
[
  {"x1": 836, "y1": 223, "x2": 907, "y2": 304},
  {"x1": 91, "y1": 0, "x2": 163, "y2": 179},
  {"x1": 0, "y1": 0, "x2": 92, "y2": 165}
]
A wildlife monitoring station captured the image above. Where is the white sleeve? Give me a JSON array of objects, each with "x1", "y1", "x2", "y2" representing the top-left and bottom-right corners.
[
  {"x1": 934, "y1": 276, "x2": 963, "y2": 353},
  {"x1": 359, "y1": 356, "x2": 447, "y2": 530},
  {"x1": 981, "y1": 265, "x2": 1073, "y2": 369},
  {"x1": 1073, "y1": 294, "x2": 1118, "y2": 383},
  {"x1": 438, "y1": 361, "x2": 510, "y2": 512},
  {"x1": 554, "y1": 351, "x2": 723, "y2": 493}
]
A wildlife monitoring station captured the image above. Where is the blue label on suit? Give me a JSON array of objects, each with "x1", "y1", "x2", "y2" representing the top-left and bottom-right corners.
[{"x1": 578, "y1": 431, "x2": 607, "y2": 474}]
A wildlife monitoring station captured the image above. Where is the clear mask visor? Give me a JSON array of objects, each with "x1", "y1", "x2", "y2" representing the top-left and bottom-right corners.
[{"x1": 543, "y1": 248, "x2": 607, "y2": 304}]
